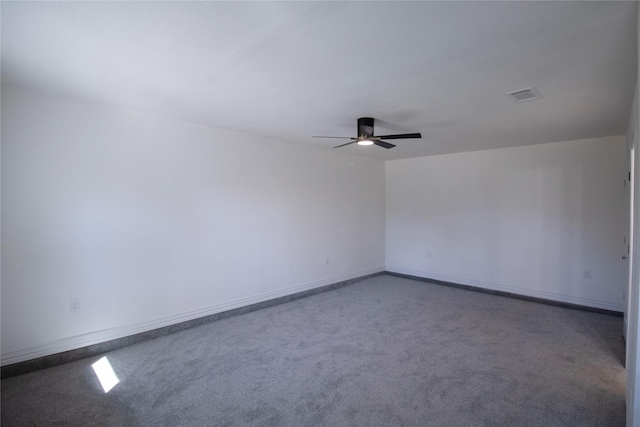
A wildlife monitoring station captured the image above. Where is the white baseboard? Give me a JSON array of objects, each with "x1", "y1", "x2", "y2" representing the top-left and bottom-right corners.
[
  {"x1": 1, "y1": 266, "x2": 384, "y2": 366},
  {"x1": 386, "y1": 266, "x2": 624, "y2": 313}
]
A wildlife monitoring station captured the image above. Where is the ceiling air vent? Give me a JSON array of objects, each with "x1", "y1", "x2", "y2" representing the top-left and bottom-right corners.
[{"x1": 506, "y1": 87, "x2": 540, "y2": 103}]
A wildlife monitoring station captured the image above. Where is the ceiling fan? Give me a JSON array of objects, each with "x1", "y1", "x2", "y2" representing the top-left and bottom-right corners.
[{"x1": 313, "y1": 117, "x2": 421, "y2": 149}]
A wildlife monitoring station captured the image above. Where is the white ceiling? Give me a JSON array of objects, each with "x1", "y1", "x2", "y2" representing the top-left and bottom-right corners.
[{"x1": 2, "y1": 1, "x2": 637, "y2": 160}]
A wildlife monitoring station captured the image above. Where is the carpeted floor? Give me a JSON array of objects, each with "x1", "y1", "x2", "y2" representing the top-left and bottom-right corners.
[{"x1": 1, "y1": 275, "x2": 626, "y2": 426}]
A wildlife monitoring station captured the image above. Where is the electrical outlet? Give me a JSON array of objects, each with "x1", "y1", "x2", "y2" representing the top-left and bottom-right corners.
[
  {"x1": 583, "y1": 270, "x2": 592, "y2": 280},
  {"x1": 70, "y1": 298, "x2": 80, "y2": 313},
  {"x1": 324, "y1": 257, "x2": 329, "y2": 265}
]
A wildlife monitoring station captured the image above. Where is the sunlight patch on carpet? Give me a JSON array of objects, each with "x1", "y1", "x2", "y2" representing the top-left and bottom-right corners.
[{"x1": 91, "y1": 356, "x2": 119, "y2": 393}]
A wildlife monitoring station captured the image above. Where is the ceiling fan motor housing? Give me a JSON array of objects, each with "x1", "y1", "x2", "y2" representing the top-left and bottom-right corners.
[{"x1": 358, "y1": 117, "x2": 375, "y2": 138}]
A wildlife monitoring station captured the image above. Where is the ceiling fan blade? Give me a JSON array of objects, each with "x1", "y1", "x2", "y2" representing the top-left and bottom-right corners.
[
  {"x1": 312, "y1": 136, "x2": 354, "y2": 139},
  {"x1": 334, "y1": 141, "x2": 358, "y2": 149},
  {"x1": 375, "y1": 133, "x2": 422, "y2": 140},
  {"x1": 374, "y1": 140, "x2": 396, "y2": 149}
]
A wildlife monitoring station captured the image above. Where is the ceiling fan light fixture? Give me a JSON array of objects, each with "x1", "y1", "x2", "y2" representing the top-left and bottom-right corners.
[{"x1": 357, "y1": 139, "x2": 374, "y2": 146}]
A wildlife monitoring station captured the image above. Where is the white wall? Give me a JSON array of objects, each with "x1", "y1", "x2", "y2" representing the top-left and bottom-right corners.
[
  {"x1": 1, "y1": 85, "x2": 385, "y2": 365},
  {"x1": 386, "y1": 137, "x2": 628, "y2": 312},
  {"x1": 626, "y1": 4, "x2": 640, "y2": 425}
]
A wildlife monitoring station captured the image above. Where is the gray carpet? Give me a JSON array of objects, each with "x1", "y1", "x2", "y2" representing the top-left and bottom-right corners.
[{"x1": 1, "y1": 275, "x2": 626, "y2": 426}]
